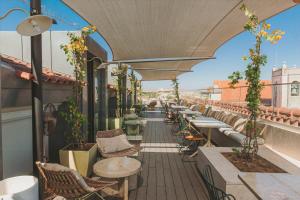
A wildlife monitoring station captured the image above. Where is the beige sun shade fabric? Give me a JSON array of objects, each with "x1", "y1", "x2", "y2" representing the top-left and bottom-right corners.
[{"x1": 63, "y1": 0, "x2": 295, "y2": 81}]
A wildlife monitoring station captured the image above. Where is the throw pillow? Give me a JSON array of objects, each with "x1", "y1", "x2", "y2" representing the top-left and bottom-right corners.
[{"x1": 97, "y1": 134, "x2": 133, "y2": 154}]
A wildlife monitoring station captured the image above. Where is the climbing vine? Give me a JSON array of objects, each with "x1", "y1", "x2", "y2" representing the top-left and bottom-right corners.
[
  {"x1": 229, "y1": 5, "x2": 284, "y2": 159},
  {"x1": 60, "y1": 25, "x2": 96, "y2": 143}
]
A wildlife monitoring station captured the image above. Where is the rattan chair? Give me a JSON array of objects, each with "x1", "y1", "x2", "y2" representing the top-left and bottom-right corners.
[
  {"x1": 195, "y1": 164, "x2": 236, "y2": 200},
  {"x1": 36, "y1": 162, "x2": 118, "y2": 200},
  {"x1": 96, "y1": 129, "x2": 142, "y2": 158}
]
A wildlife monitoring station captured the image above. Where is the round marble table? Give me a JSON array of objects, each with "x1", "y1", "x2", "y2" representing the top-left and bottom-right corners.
[{"x1": 93, "y1": 157, "x2": 141, "y2": 200}]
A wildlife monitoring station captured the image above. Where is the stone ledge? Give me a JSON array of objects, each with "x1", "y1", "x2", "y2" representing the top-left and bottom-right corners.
[{"x1": 196, "y1": 146, "x2": 300, "y2": 200}]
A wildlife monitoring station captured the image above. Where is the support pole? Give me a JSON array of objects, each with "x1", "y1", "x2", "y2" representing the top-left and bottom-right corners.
[
  {"x1": 31, "y1": 0, "x2": 43, "y2": 169},
  {"x1": 87, "y1": 53, "x2": 95, "y2": 142},
  {"x1": 98, "y1": 64, "x2": 108, "y2": 131}
]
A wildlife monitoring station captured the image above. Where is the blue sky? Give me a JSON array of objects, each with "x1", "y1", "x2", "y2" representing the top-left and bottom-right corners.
[{"x1": 1, "y1": 0, "x2": 300, "y2": 90}]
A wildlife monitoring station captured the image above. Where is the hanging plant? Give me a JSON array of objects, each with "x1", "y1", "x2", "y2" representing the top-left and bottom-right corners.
[
  {"x1": 60, "y1": 25, "x2": 96, "y2": 144},
  {"x1": 229, "y1": 4, "x2": 284, "y2": 160},
  {"x1": 172, "y1": 79, "x2": 180, "y2": 104}
]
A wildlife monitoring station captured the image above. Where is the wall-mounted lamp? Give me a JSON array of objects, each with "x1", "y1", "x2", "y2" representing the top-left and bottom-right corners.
[{"x1": 0, "y1": 8, "x2": 55, "y2": 36}]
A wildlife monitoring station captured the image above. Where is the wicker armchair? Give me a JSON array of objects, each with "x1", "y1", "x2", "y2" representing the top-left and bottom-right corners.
[
  {"x1": 36, "y1": 162, "x2": 118, "y2": 200},
  {"x1": 96, "y1": 129, "x2": 142, "y2": 158}
]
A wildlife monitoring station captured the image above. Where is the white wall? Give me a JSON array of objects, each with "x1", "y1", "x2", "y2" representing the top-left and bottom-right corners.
[{"x1": 1, "y1": 109, "x2": 33, "y2": 178}]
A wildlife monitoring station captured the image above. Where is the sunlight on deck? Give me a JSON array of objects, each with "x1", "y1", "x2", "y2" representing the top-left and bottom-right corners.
[{"x1": 141, "y1": 142, "x2": 179, "y2": 153}]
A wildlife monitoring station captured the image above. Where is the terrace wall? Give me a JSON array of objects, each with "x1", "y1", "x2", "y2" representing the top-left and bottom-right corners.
[{"x1": 0, "y1": 67, "x2": 72, "y2": 178}]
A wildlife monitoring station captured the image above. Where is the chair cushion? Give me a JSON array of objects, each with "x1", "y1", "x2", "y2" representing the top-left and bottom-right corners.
[
  {"x1": 42, "y1": 163, "x2": 95, "y2": 192},
  {"x1": 219, "y1": 127, "x2": 232, "y2": 133},
  {"x1": 228, "y1": 132, "x2": 246, "y2": 144},
  {"x1": 96, "y1": 134, "x2": 133, "y2": 154},
  {"x1": 96, "y1": 129, "x2": 124, "y2": 138},
  {"x1": 203, "y1": 107, "x2": 212, "y2": 116},
  {"x1": 101, "y1": 144, "x2": 142, "y2": 158},
  {"x1": 224, "y1": 130, "x2": 241, "y2": 136},
  {"x1": 224, "y1": 114, "x2": 235, "y2": 124},
  {"x1": 229, "y1": 115, "x2": 240, "y2": 127},
  {"x1": 233, "y1": 118, "x2": 247, "y2": 130}
]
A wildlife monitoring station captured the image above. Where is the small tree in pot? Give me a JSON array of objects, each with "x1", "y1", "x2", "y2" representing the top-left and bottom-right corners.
[
  {"x1": 229, "y1": 4, "x2": 284, "y2": 160},
  {"x1": 59, "y1": 25, "x2": 98, "y2": 176}
]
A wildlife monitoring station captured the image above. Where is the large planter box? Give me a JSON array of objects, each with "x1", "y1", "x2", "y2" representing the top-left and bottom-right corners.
[
  {"x1": 59, "y1": 143, "x2": 98, "y2": 177},
  {"x1": 196, "y1": 147, "x2": 300, "y2": 200},
  {"x1": 108, "y1": 117, "x2": 123, "y2": 129}
]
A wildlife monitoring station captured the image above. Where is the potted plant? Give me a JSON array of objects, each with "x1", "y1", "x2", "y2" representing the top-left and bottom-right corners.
[
  {"x1": 58, "y1": 25, "x2": 98, "y2": 177},
  {"x1": 228, "y1": 4, "x2": 284, "y2": 163}
]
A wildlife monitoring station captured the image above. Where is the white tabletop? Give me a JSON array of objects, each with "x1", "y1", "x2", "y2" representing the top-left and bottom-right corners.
[
  {"x1": 192, "y1": 122, "x2": 229, "y2": 128},
  {"x1": 239, "y1": 173, "x2": 300, "y2": 200},
  {"x1": 185, "y1": 116, "x2": 229, "y2": 128},
  {"x1": 186, "y1": 116, "x2": 218, "y2": 123},
  {"x1": 93, "y1": 157, "x2": 141, "y2": 178}
]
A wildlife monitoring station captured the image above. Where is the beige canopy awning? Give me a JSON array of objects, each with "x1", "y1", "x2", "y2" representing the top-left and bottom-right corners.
[{"x1": 63, "y1": 0, "x2": 295, "y2": 81}]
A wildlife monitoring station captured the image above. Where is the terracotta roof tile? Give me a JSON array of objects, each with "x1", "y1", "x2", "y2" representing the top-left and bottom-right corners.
[
  {"x1": 0, "y1": 54, "x2": 75, "y2": 85},
  {"x1": 192, "y1": 98, "x2": 300, "y2": 128}
]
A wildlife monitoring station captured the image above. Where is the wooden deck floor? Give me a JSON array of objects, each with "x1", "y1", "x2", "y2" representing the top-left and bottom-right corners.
[{"x1": 128, "y1": 111, "x2": 208, "y2": 200}]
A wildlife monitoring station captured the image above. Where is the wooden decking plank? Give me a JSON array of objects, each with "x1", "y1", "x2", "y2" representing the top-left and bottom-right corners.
[
  {"x1": 174, "y1": 155, "x2": 198, "y2": 200},
  {"x1": 184, "y1": 162, "x2": 208, "y2": 200},
  {"x1": 147, "y1": 166, "x2": 157, "y2": 200},
  {"x1": 167, "y1": 153, "x2": 188, "y2": 200},
  {"x1": 136, "y1": 186, "x2": 147, "y2": 200},
  {"x1": 164, "y1": 168, "x2": 178, "y2": 200},
  {"x1": 130, "y1": 111, "x2": 207, "y2": 200}
]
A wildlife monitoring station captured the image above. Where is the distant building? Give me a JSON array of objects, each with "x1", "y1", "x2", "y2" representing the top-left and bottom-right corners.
[
  {"x1": 272, "y1": 65, "x2": 300, "y2": 108},
  {"x1": 200, "y1": 80, "x2": 272, "y2": 105}
]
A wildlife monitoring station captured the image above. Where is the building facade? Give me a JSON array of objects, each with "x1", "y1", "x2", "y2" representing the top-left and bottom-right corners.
[{"x1": 272, "y1": 65, "x2": 300, "y2": 108}]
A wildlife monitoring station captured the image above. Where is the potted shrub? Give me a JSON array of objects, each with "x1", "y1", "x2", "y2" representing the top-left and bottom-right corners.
[{"x1": 58, "y1": 25, "x2": 98, "y2": 177}]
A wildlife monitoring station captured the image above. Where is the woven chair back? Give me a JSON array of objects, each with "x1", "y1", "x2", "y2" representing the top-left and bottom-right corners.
[{"x1": 37, "y1": 162, "x2": 88, "y2": 199}]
